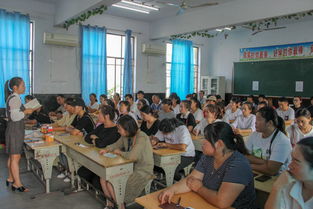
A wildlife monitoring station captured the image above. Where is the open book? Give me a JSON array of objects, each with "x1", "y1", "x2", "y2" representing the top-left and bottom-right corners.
[{"x1": 24, "y1": 98, "x2": 42, "y2": 109}]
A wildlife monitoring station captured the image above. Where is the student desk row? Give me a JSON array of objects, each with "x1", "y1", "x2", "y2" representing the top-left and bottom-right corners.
[
  {"x1": 24, "y1": 130, "x2": 61, "y2": 193},
  {"x1": 54, "y1": 135, "x2": 134, "y2": 209}
]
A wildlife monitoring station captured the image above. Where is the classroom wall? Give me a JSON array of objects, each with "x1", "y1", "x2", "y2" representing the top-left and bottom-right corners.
[
  {"x1": 0, "y1": 0, "x2": 166, "y2": 95},
  {"x1": 203, "y1": 18, "x2": 313, "y2": 93}
]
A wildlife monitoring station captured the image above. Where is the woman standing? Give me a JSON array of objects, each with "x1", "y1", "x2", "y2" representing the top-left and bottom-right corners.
[{"x1": 5, "y1": 77, "x2": 34, "y2": 192}]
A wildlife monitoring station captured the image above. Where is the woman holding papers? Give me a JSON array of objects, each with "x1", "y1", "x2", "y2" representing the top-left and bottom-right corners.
[{"x1": 5, "y1": 77, "x2": 34, "y2": 192}]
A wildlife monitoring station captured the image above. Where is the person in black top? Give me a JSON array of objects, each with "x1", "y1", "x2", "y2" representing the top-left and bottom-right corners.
[
  {"x1": 292, "y1": 96, "x2": 303, "y2": 113},
  {"x1": 67, "y1": 98, "x2": 95, "y2": 136},
  {"x1": 78, "y1": 105, "x2": 120, "y2": 190},
  {"x1": 139, "y1": 105, "x2": 160, "y2": 136},
  {"x1": 26, "y1": 105, "x2": 52, "y2": 125},
  {"x1": 176, "y1": 100, "x2": 196, "y2": 132}
]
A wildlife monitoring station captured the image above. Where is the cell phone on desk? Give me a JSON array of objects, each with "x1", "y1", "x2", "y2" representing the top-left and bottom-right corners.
[{"x1": 255, "y1": 174, "x2": 271, "y2": 182}]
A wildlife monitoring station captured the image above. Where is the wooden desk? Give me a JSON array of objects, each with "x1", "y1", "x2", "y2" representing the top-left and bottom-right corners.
[
  {"x1": 135, "y1": 190, "x2": 220, "y2": 209},
  {"x1": 153, "y1": 148, "x2": 185, "y2": 187},
  {"x1": 24, "y1": 130, "x2": 61, "y2": 193},
  {"x1": 236, "y1": 130, "x2": 252, "y2": 143},
  {"x1": 55, "y1": 135, "x2": 133, "y2": 209},
  {"x1": 254, "y1": 171, "x2": 278, "y2": 193},
  {"x1": 191, "y1": 135, "x2": 205, "y2": 152}
]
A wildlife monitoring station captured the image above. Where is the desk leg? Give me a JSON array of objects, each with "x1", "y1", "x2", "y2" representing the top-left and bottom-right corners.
[
  {"x1": 35, "y1": 147, "x2": 59, "y2": 193},
  {"x1": 73, "y1": 161, "x2": 82, "y2": 191},
  {"x1": 60, "y1": 146, "x2": 77, "y2": 190},
  {"x1": 106, "y1": 164, "x2": 133, "y2": 209},
  {"x1": 154, "y1": 155, "x2": 181, "y2": 187}
]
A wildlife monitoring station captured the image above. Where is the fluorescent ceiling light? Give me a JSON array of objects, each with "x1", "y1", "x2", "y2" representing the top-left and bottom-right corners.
[
  {"x1": 215, "y1": 29, "x2": 223, "y2": 32},
  {"x1": 224, "y1": 27, "x2": 232, "y2": 30},
  {"x1": 121, "y1": 0, "x2": 159, "y2": 11},
  {"x1": 112, "y1": 4, "x2": 150, "y2": 14}
]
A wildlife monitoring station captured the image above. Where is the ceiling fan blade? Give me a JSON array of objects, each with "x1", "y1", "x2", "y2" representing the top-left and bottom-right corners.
[
  {"x1": 156, "y1": 1, "x2": 180, "y2": 7},
  {"x1": 189, "y1": 2, "x2": 219, "y2": 8},
  {"x1": 251, "y1": 30, "x2": 261, "y2": 36},
  {"x1": 176, "y1": 8, "x2": 185, "y2": 15},
  {"x1": 263, "y1": 26, "x2": 286, "y2": 31}
]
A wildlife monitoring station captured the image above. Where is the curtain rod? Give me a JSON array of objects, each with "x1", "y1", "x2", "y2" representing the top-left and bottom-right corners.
[
  {"x1": 106, "y1": 27, "x2": 142, "y2": 35},
  {"x1": 162, "y1": 40, "x2": 204, "y2": 47}
]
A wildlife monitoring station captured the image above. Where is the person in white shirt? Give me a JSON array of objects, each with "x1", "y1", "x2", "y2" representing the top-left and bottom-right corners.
[
  {"x1": 158, "y1": 99, "x2": 176, "y2": 121},
  {"x1": 125, "y1": 94, "x2": 138, "y2": 114},
  {"x1": 87, "y1": 93, "x2": 100, "y2": 113},
  {"x1": 265, "y1": 137, "x2": 313, "y2": 209},
  {"x1": 287, "y1": 108, "x2": 313, "y2": 147},
  {"x1": 190, "y1": 97, "x2": 204, "y2": 124},
  {"x1": 232, "y1": 102, "x2": 256, "y2": 135},
  {"x1": 224, "y1": 98, "x2": 243, "y2": 124},
  {"x1": 99, "y1": 94, "x2": 108, "y2": 105},
  {"x1": 169, "y1": 94, "x2": 180, "y2": 115},
  {"x1": 135, "y1": 90, "x2": 149, "y2": 105},
  {"x1": 276, "y1": 97, "x2": 295, "y2": 122},
  {"x1": 198, "y1": 90, "x2": 206, "y2": 105},
  {"x1": 153, "y1": 118, "x2": 195, "y2": 180},
  {"x1": 193, "y1": 104, "x2": 223, "y2": 136},
  {"x1": 245, "y1": 107, "x2": 292, "y2": 176},
  {"x1": 118, "y1": 101, "x2": 137, "y2": 123}
]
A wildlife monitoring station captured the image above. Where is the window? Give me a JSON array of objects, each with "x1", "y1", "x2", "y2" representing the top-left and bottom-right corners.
[
  {"x1": 29, "y1": 21, "x2": 34, "y2": 94},
  {"x1": 106, "y1": 33, "x2": 135, "y2": 97},
  {"x1": 165, "y1": 43, "x2": 200, "y2": 97}
]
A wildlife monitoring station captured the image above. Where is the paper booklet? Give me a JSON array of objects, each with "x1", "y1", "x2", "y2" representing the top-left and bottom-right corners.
[{"x1": 24, "y1": 98, "x2": 42, "y2": 109}]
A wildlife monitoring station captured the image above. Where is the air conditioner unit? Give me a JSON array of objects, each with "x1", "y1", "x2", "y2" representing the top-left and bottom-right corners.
[
  {"x1": 43, "y1": 32, "x2": 78, "y2": 47},
  {"x1": 142, "y1": 43, "x2": 166, "y2": 56}
]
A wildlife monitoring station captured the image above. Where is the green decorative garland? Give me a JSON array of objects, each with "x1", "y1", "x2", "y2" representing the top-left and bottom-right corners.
[
  {"x1": 63, "y1": 5, "x2": 107, "y2": 30},
  {"x1": 170, "y1": 10, "x2": 313, "y2": 40}
]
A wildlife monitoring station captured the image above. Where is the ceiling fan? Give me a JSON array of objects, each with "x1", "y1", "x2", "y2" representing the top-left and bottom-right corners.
[
  {"x1": 157, "y1": 0, "x2": 219, "y2": 15},
  {"x1": 241, "y1": 25, "x2": 286, "y2": 35}
]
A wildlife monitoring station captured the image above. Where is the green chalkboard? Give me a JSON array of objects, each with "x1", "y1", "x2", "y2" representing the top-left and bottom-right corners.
[{"x1": 233, "y1": 58, "x2": 313, "y2": 97}]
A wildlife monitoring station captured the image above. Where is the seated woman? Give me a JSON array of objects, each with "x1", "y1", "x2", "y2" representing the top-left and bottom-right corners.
[
  {"x1": 118, "y1": 101, "x2": 137, "y2": 122},
  {"x1": 231, "y1": 102, "x2": 256, "y2": 135},
  {"x1": 87, "y1": 93, "x2": 100, "y2": 113},
  {"x1": 99, "y1": 115, "x2": 154, "y2": 209},
  {"x1": 286, "y1": 108, "x2": 313, "y2": 147},
  {"x1": 193, "y1": 104, "x2": 223, "y2": 136},
  {"x1": 159, "y1": 122, "x2": 256, "y2": 209},
  {"x1": 99, "y1": 94, "x2": 108, "y2": 105},
  {"x1": 158, "y1": 99, "x2": 176, "y2": 121},
  {"x1": 224, "y1": 97, "x2": 243, "y2": 124},
  {"x1": 140, "y1": 105, "x2": 160, "y2": 136},
  {"x1": 245, "y1": 107, "x2": 292, "y2": 176},
  {"x1": 52, "y1": 98, "x2": 77, "y2": 131},
  {"x1": 190, "y1": 97, "x2": 204, "y2": 124},
  {"x1": 265, "y1": 137, "x2": 313, "y2": 209},
  {"x1": 135, "y1": 98, "x2": 147, "y2": 121},
  {"x1": 77, "y1": 105, "x2": 120, "y2": 190},
  {"x1": 153, "y1": 118, "x2": 195, "y2": 180},
  {"x1": 66, "y1": 98, "x2": 95, "y2": 136},
  {"x1": 176, "y1": 100, "x2": 196, "y2": 132}
]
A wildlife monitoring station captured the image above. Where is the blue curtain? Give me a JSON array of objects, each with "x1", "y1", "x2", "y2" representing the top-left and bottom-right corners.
[
  {"x1": 123, "y1": 29, "x2": 133, "y2": 96},
  {"x1": 0, "y1": 9, "x2": 30, "y2": 107},
  {"x1": 81, "y1": 25, "x2": 107, "y2": 103},
  {"x1": 170, "y1": 39, "x2": 194, "y2": 99}
]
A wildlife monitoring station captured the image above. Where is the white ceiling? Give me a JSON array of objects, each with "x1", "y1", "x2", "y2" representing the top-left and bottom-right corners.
[
  {"x1": 33, "y1": 0, "x2": 59, "y2": 3},
  {"x1": 105, "y1": 0, "x2": 235, "y2": 22}
]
